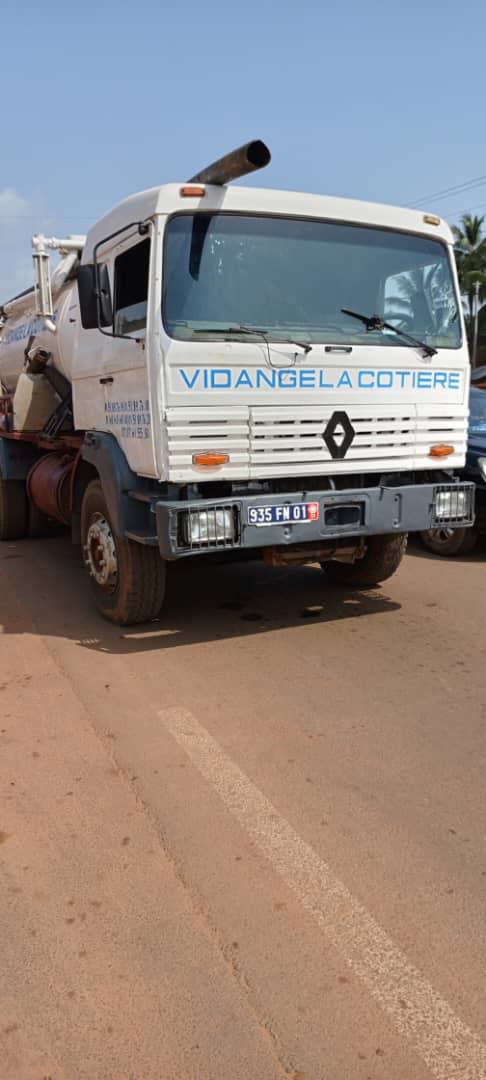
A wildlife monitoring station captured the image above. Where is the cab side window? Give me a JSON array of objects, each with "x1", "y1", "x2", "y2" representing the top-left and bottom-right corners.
[{"x1": 114, "y1": 238, "x2": 150, "y2": 335}]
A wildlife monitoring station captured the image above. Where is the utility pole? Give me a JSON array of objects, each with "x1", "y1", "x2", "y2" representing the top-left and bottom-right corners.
[{"x1": 472, "y1": 279, "x2": 480, "y2": 367}]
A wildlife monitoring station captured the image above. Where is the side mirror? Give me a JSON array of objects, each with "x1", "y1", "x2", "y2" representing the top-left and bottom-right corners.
[{"x1": 77, "y1": 264, "x2": 113, "y2": 330}]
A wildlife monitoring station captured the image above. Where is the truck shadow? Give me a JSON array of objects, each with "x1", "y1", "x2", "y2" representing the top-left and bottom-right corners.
[{"x1": 0, "y1": 535, "x2": 401, "y2": 654}]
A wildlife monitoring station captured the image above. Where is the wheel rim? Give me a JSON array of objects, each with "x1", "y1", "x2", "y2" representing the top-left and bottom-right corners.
[
  {"x1": 84, "y1": 513, "x2": 118, "y2": 591},
  {"x1": 427, "y1": 528, "x2": 455, "y2": 547}
]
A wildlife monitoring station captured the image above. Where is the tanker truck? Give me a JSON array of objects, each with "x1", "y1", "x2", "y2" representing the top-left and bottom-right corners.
[{"x1": 0, "y1": 140, "x2": 474, "y2": 624}]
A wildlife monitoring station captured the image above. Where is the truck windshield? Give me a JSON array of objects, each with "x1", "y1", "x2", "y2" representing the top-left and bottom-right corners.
[{"x1": 163, "y1": 213, "x2": 461, "y2": 349}]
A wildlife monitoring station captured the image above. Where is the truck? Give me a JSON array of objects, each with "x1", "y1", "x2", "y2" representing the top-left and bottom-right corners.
[
  {"x1": 0, "y1": 140, "x2": 475, "y2": 624},
  {"x1": 420, "y1": 371, "x2": 486, "y2": 555}
]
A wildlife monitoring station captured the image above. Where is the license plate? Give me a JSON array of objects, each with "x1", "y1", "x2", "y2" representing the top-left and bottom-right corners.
[{"x1": 247, "y1": 502, "x2": 319, "y2": 527}]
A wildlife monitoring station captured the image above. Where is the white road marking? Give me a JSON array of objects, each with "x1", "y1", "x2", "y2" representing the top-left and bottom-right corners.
[{"x1": 160, "y1": 706, "x2": 486, "y2": 1080}]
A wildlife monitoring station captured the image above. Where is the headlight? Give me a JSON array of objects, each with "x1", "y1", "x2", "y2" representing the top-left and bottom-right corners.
[
  {"x1": 478, "y1": 457, "x2": 486, "y2": 482},
  {"x1": 434, "y1": 489, "x2": 469, "y2": 520},
  {"x1": 186, "y1": 507, "x2": 235, "y2": 546}
]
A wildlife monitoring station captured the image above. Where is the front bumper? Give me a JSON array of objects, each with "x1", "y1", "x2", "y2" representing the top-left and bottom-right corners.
[{"x1": 154, "y1": 481, "x2": 475, "y2": 560}]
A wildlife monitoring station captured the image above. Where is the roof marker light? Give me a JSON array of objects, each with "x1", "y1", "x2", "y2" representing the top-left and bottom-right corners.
[{"x1": 180, "y1": 185, "x2": 206, "y2": 198}]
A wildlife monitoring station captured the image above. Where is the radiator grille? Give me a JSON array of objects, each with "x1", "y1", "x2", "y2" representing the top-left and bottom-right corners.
[
  {"x1": 165, "y1": 406, "x2": 468, "y2": 479},
  {"x1": 166, "y1": 407, "x2": 249, "y2": 478}
]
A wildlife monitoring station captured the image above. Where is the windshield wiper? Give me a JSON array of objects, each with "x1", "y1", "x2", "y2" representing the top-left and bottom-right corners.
[
  {"x1": 341, "y1": 308, "x2": 438, "y2": 357},
  {"x1": 190, "y1": 324, "x2": 313, "y2": 354}
]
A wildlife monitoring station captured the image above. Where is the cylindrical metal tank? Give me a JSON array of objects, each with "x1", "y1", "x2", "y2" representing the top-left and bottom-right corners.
[{"x1": 27, "y1": 451, "x2": 74, "y2": 524}]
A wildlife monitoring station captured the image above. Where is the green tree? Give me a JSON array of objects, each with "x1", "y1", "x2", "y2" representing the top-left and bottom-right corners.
[
  {"x1": 385, "y1": 265, "x2": 453, "y2": 334},
  {"x1": 452, "y1": 214, "x2": 486, "y2": 322}
]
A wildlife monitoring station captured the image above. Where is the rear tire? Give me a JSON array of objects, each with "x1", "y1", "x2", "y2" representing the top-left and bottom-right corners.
[
  {"x1": 322, "y1": 533, "x2": 407, "y2": 587},
  {"x1": 81, "y1": 479, "x2": 165, "y2": 625},
  {"x1": 0, "y1": 472, "x2": 28, "y2": 540},
  {"x1": 419, "y1": 526, "x2": 478, "y2": 557}
]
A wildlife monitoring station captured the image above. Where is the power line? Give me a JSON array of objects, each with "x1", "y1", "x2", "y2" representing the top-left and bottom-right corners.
[
  {"x1": 409, "y1": 174, "x2": 486, "y2": 208},
  {"x1": 437, "y1": 199, "x2": 486, "y2": 221}
]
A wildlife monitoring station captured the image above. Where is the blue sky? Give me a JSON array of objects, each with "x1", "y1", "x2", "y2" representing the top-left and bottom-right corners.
[{"x1": 1, "y1": 0, "x2": 485, "y2": 297}]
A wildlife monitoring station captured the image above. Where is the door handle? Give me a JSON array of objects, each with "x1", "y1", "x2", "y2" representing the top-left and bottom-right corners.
[{"x1": 99, "y1": 377, "x2": 114, "y2": 385}]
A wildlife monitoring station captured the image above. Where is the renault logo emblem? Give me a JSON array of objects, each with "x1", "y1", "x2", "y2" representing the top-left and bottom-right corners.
[{"x1": 323, "y1": 411, "x2": 355, "y2": 459}]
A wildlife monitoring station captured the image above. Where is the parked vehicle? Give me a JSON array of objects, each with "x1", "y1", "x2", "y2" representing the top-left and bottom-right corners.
[
  {"x1": 420, "y1": 377, "x2": 486, "y2": 555},
  {"x1": 0, "y1": 140, "x2": 475, "y2": 623}
]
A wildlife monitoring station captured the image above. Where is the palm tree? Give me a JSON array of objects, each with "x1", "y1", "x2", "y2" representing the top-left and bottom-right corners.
[
  {"x1": 452, "y1": 214, "x2": 486, "y2": 322},
  {"x1": 385, "y1": 265, "x2": 450, "y2": 333}
]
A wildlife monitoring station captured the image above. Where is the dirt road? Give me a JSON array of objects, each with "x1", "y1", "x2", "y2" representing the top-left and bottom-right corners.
[{"x1": 1, "y1": 535, "x2": 485, "y2": 1080}]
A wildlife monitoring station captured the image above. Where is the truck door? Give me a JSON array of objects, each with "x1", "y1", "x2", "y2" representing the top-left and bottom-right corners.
[
  {"x1": 100, "y1": 232, "x2": 156, "y2": 478},
  {"x1": 72, "y1": 226, "x2": 159, "y2": 478}
]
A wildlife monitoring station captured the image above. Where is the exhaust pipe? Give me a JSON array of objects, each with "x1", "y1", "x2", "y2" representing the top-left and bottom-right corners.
[{"x1": 188, "y1": 139, "x2": 271, "y2": 186}]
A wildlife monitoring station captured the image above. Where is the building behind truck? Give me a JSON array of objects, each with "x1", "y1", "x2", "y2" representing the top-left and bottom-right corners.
[{"x1": 0, "y1": 140, "x2": 475, "y2": 624}]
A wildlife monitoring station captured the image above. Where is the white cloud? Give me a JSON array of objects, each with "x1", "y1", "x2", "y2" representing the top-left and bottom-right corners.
[
  {"x1": 0, "y1": 187, "x2": 31, "y2": 222},
  {"x1": 0, "y1": 188, "x2": 54, "y2": 301}
]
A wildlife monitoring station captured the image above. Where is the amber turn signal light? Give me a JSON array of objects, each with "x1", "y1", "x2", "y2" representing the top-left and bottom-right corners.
[
  {"x1": 192, "y1": 451, "x2": 229, "y2": 467},
  {"x1": 429, "y1": 444, "x2": 454, "y2": 458},
  {"x1": 179, "y1": 185, "x2": 206, "y2": 197}
]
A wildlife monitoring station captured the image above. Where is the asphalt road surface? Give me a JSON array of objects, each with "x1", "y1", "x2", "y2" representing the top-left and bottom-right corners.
[{"x1": 1, "y1": 534, "x2": 485, "y2": 1080}]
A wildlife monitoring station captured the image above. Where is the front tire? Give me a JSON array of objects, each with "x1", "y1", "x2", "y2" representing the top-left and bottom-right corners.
[
  {"x1": 322, "y1": 533, "x2": 407, "y2": 587},
  {"x1": 81, "y1": 479, "x2": 165, "y2": 625},
  {"x1": 419, "y1": 526, "x2": 478, "y2": 557}
]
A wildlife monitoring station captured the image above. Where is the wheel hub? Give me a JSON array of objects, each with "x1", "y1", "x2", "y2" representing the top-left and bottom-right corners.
[
  {"x1": 428, "y1": 527, "x2": 455, "y2": 545},
  {"x1": 84, "y1": 514, "x2": 118, "y2": 589}
]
